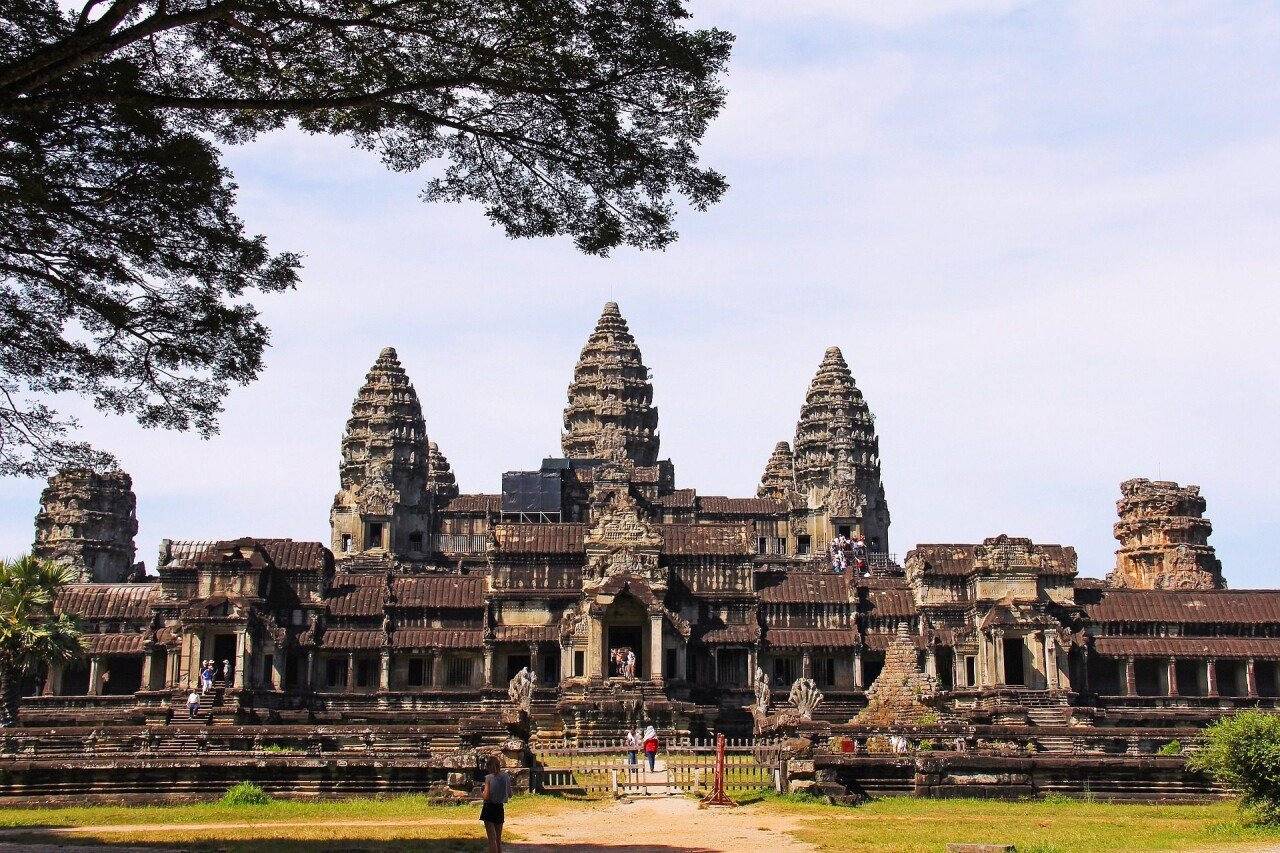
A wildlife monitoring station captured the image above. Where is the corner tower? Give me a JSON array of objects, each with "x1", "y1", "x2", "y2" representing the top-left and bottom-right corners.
[
  {"x1": 330, "y1": 347, "x2": 433, "y2": 561},
  {"x1": 1106, "y1": 478, "x2": 1224, "y2": 590},
  {"x1": 792, "y1": 347, "x2": 890, "y2": 551},
  {"x1": 33, "y1": 468, "x2": 139, "y2": 582},
  {"x1": 561, "y1": 302, "x2": 659, "y2": 465}
]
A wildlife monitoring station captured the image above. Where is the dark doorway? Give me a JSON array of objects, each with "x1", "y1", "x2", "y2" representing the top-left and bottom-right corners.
[
  {"x1": 1134, "y1": 658, "x2": 1162, "y2": 695},
  {"x1": 210, "y1": 634, "x2": 236, "y2": 680},
  {"x1": 1003, "y1": 637, "x2": 1025, "y2": 686},
  {"x1": 63, "y1": 662, "x2": 90, "y2": 696},
  {"x1": 104, "y1": 657, "x2": 143, "y2": 695},
  {"x1": 936, "y1": 648, "x2": 954, "y2": 690},
  {"x1": 862, "y1": 655, "x2": 884, "y2": 688},
  {"x1": 607, "y1": 625, "x2": 643, "y2": 677},
  {"x1": 506, "y1": 654, "x2": 531, "y2": 683}
]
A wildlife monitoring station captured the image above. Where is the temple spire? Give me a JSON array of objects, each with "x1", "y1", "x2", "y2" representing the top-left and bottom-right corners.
[
  {"x1": 758, "y1": 441, "x2": 797, "y2": 500},
  {"x1": 561, "y1": 302, "x2": 659, "y2": 466},
  {"x1": 426, "y1": 440, "x2": 459, "y2": 501}
]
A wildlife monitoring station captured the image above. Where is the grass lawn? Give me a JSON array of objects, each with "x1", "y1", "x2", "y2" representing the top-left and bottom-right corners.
[{"x1": 746, "y1": 793, "x2": 1280, "y2": 853}]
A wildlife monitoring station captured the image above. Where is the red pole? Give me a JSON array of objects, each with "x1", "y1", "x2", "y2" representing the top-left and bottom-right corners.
[{"x1": 701, "y1": 732, "x2": 737, "y2": 807}]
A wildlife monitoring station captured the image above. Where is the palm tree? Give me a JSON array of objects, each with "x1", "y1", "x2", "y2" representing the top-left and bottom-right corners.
[{"x1": 0, "y1": 556, "x2": 85, "y2": 726}]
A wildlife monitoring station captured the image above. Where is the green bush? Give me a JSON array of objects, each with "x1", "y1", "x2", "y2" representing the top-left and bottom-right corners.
[
  {"x1": 918, "y1": 738, "x2": 935, "y2": 751},
  {"x1": 1188, "y1": 710, "x2": 1280, "y2": 822},
  {"x1": 220, "y1": 781, "x2": 272, "y2": 806},
  {"x1": 1158, "y1": 739, "x2": 1183, "y2": 756}
]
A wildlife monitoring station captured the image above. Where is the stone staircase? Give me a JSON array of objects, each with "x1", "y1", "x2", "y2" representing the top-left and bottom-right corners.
[
  {"x1": 1026, "y1": 701, "x2": 1074, "y2": 752},
  {"x1": 173, "y1": 681, "x2": 226, "y2": 721}
]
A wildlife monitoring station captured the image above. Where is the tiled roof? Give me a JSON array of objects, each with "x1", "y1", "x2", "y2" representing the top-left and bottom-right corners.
[
  {"x1": 862, "y1": 584, "x2": 917, "y2": 617},
  {"x1": 493, "y1": 625, "x2": 560, "y2": 643},
  {"x1": 1085, "y1": 590, "x2": 1280, "y2": 625},
  {"x1": 653, "y1": 489, "x2": 696, "y2": 509},
  {"x1": 320, "y1": 628, "x2": 385, "y2": 650},
  {"x1": 758, "y1": 571, "x2": 852, "y2": 604},
  {"x1": 1092, "y1": 636, "x2": 1280, "y2": 659},
  {"x1": 766, "y1": 628, "x2": 860, "y2": 649},
  {"x1": 698, "y1": 496, "x2": 785, "y2": 516},
  {"x1": 85, "y1": 633, "x2": 146, "y2": 655},
  {"x1": 55, "y1": 584, "x2": 156, "y2": 620},
  {"x1": 699, "y1": 625, "x2": 759, "y2": 644},
  {"x1": 494, "y1": 523, "x2": 585, "y2": 554},
  {"x1": 863, "y1": 632, "x2": 925, "y2": 651},
  {"x1": 391, "y1": 628, "x2": 484, "y2": 649},
  {"x1": 661, "y1": 524, "x2": 752, "y2": 556},
  {"x1": 163, "y1": 538, "x2": 330, "y2": 572},
  {"x1": 326, "y1": 574, "x2": 387, "y2": 616},
  {"x1": 392, "y1": 575, "x2": 487, "y2": 608},
  {"x1": 444, "y1": 494, "x2": 500, "y2": 513}
]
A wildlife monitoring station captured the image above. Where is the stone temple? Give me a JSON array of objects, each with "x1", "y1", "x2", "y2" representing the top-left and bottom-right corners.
[{"x1": 17, "y1": 303, "x2": 1279, "y2": 793}]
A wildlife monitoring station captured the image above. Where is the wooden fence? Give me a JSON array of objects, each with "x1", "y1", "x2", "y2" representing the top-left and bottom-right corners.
[{"x1": 532, "y1": 738, "x2": 782, "y2": 796}]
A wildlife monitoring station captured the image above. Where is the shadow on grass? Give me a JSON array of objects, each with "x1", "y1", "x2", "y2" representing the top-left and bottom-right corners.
[{"x1": 0, "y1": 832, "x2": 728, "y2": 852}]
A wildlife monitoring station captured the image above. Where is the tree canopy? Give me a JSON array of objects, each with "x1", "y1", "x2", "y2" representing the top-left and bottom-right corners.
[
  {"x1": 0, "y1": 0, "x2": 732, "y2": 475},
  {"x1": 0, "y1": 556, "x2": 83, "y2": 726}
]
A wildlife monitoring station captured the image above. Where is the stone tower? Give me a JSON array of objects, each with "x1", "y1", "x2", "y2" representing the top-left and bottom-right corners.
[
  {"x1": 426, "y1": 440, "x2": 459, "y2": 502},
  {"x1": 1107, "y1": 478, "x2": 1224, "y2": 590},
  {"x1": 330, "y1": 347, "x2": 433, "y2": 561},
  {"x1": 561, "y1": 302, "x2": 659, "y2": 466},
  {"x1": 758, "y1": 441, "x2": 797, "y2": 501},
  {"x1": 33, "y1": 468, "x2": 138, "y2": 582},
  {"x1": 792, "y1": 347, "x2": 890, "y2": 551}
]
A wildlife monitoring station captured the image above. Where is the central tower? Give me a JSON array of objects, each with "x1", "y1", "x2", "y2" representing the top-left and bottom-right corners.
[{"x1": 561, "y1": 302, "x2": 659, "y2": 465}]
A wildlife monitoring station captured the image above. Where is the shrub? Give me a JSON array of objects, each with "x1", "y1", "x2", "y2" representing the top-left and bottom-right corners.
[
  {"x1": 918, "y1": 738, "x2": 935, "y2": 751},
  {"x1": 1188, "y1": 710, "x2": 1280, "y2": 822},
  {"x1": 1158, "y1": 739, "x2": 1183, "y2": 756},
  {"x1": 221, "y1": 781, "x2": 272, "y2": 806}
]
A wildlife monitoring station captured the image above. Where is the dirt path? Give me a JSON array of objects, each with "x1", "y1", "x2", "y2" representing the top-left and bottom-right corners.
[{"x1": 0, "y1": 797, "x2": 818, "y2": 852}]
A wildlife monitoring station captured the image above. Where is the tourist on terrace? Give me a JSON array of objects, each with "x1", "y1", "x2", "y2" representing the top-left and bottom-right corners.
[
  {"x1": 220, "y1": 659, "x2": 231, "y2": 683},
  {"x1": 200, "y1": 661, "x2": 214, "y2": 693},
  {"x1": 625, "y1": 728, "x2": 639, "y2": 765},
  {"x1": 851, "y1": 535, "x2": 869, "y2": 576},
  {"x1": 480, "y1": 754, "x2": 511, "y2": 853},
  {"x1": 186, "y1": 690, "x2": 199, "y2": 718},
  {"x1": 642, "y1": 725, "x2": 659, "y2": 771},
  {"x1": 625, "y1": 649, "x2": 636, "y2": 680}
]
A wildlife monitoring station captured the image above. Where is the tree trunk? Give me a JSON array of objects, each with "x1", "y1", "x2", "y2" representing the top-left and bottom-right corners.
[{"x1": 0, "y1": 666, "x2": 17, "y2": 728}]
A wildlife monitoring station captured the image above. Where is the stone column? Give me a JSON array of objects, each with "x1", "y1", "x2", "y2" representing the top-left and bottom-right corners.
[
  {"x1": 712, "y1": 649, "x2": 720, "y2": 685},
  {"x1": 746, "y1": 647, "x2": 757, "y2": 688},
  {"x1": 43, "y1": 663, "x2": 61, "y2": 696},
  {"x1": 431, "y1": 654, "x2": 444, "y2": 688},
  {"x1": 87, "y1": 656, "x2": 102, "y2": 696},
  {"x1": 853, "y1": 650, "x2": 864, "y2": 689},
  {"x1": 305, "y1": 650, "x2": 315, "y2": 691},
  {"x1": 529, "y1": 643, "x2": 541, "y2": 683},
  {"x1": 346, "y1": 652, "x2": 356, "y2": 692},
  {"x1": 560, "y1": 644, "x2": 572, "y2": 683},
  {"x1": 1167, "y1": 657, "x2": 1179, "y2": 696},
  {"x1": 1247, "y1": 658, "x2": 1258, "y2": 697},
  {"x1": 272, "y1": 651, "x2": 285, "y2": 691},
  {"x1": 925, "y1": 648, "x2": 937, "y2": 679},
  {"x1": 992, "y1": 630, "x2": 1005, "y2": 686},
  {"x1": 233, "y1": 631, "x2": 247, "y2": 689},
  {"x1": 649, "y1": 613, "x2": 664, "y2": 683},
  {"x1": 1206, "y1": 658, "x2": 1218, "y2": 697},
  {"x1": 379, "y1": 649, "x2": 391, "y2": 691},
  {"x1": 586, "y1": 615, "x2": 604, "y2": 678},
  {"x1": 1123, "y1": 656, "x2": 1136, "y2": 696},
  {"x1": 1045, "y1": 634, "x2": 1061, "y2": 690},
  {"x1": 801, "y1": 650, "x2": 812, "y2": 680},
  {"x1": 482, "y1": 643, "x2": 494, "y2": 687}
]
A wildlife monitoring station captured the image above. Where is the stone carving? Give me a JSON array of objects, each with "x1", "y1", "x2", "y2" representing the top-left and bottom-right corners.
[
  {"x1": 752, "y1": 666, "x2": 771, "y2": 714},
  {"x1": 1106, "y1": 478, "x2": 1224, "y2": 590},
  {"x1": 792, "y1": 346, "x2": 890, "y2": 548},
  {"x1": 425, "y1": 441, "x2": 459, "y2": 501},
  {"x1": 788, "y1": 678, "x2": 823, "y2": 719},
  {"x1": 855, "y1": 625, "x2": 941, "y2": 727},
  {"x1": 507, "y1": 666, "x2": 536, "y2": 711},
  {"x1": 757, "y1": 442, "x2": 797, "y2": 501},
  {"x1": 330, "y1": 347, "x2": 433, "y2": 560},
  {"x1": 33, "y1": 468, "x2": 138, "y2": 583},
  {"x1": 584, "y1": 484, "x2": 663, "y2": 587},
  {"x1": 561, "y1": 302, "x2": 660, "y2": 466}
]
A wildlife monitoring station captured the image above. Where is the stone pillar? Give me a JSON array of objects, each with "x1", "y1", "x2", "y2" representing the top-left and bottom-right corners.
[
  {"x1": 992, "y1": 630, "x2": 1005, "y2": 686},
  {"x1": 586, "y1": 616, "x2": 604, "y2": 678},
  {"x1": 380, "y1": 649, "x2": 391, "y2": 691},
  {"x1": 1045, "y1": 634, "x2": 1060, "y2": 690},
  {"x1": 483, "y1": 643, "x2": 494, "y2": 687},
  {"x1": 1206, "y1": 658, "x2": 1218, "y2": 697},
  {"x1": 529, "y1": 643, "x2": 541, "y2": 683},
  {"x1": 649, "y1": 613, "x2": 663, "y2": 683},
  {"x1": 305, "y1": 650, "x2": 315, "y2": 690},
  {"x1": 431, "y1": 654, "x2": 444, "y2": 688},
  {"x1": 712, "y1": 649, "x2": 720, "y2": 685},
  {"x1": 925, "y1": 648, "x2": 937, "y2": 679},
  {"x1": 1123, "y1": 656, "x2": 1136, "y2": 696},
  {"x1": 43, "y1": 663, "x2": 61, "y2": 696},
  {"x1": 746, "y1": 647, "x2": 757, "y2": 687},
  {"x1": 346, "y1": 652, "x2": 356, "y2": 692},
  {"x1": 853, "y1": 650, "x2": 864, "y2": 689},
  {"x1": 1247, "y1": 658, "x2": 1258, "y2": 697},
  {"x1": 272, "y1": 651, "x2": 285, "y2": 691},
  {"x1": 1166, "y1": 657, "x2": 1179, "y2": 696},
  {"x1": 233, "y1": 631, "x2": 247, "y2": 689},
  {"x1": 801, "y1": 650, "x2": 812, "y2": 680},
  {"x1": 87, "y1": 656, "x2": 102, "y2": 696}
]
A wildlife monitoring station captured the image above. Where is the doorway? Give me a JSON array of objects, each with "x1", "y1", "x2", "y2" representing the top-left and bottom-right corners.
[
  {"x1": 607, "y1": 625, "x2": 643, "y2": 677},
  {"x1": 1003, "y1": 637, "x2": 1025, "y2": 686}
]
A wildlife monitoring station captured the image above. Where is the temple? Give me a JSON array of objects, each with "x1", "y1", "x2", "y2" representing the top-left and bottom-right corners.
[{"x1": 20, "y1": 303, "x2": 1278, "y2": 758}]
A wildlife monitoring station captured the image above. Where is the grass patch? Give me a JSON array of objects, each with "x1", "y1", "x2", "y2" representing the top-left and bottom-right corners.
[
  {"x1": 760, "y1": 795, "x2": 1280, "y2": 852},
  {"x1": 221, "y1": 781, "x2": 272, "y2": 806}
]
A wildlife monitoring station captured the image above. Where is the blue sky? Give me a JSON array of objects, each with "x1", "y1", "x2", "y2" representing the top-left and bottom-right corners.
[{"x1": 2, "y1": 1, "x2": 1278, "y2": 585}]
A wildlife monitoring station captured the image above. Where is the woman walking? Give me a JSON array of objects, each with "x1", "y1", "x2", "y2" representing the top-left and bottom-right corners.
[
  {"x1": 643, "y1": 725, "x2": 659, "y2": 772},
  {"x1": 480, "y1": 755, "x2": 511, "y2": 853},
  {"x1": 624, "y1": 728, "x2": 639, "y2": 765}
]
